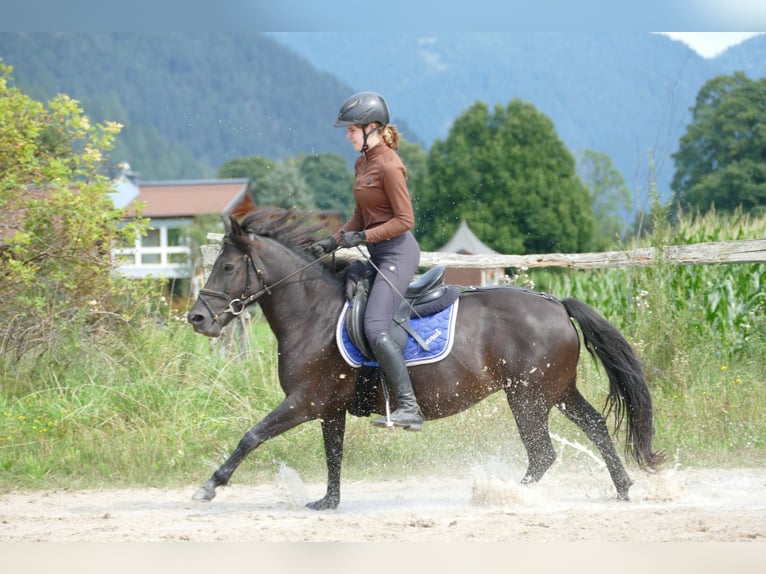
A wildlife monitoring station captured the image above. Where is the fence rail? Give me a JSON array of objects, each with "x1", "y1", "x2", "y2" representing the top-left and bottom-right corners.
[
  {"x1": 205, "y1": 235, "x2": 766, "y2": 271},
  {"x1": 418, "y1": 238, "x2": 766, "y2": 269}
]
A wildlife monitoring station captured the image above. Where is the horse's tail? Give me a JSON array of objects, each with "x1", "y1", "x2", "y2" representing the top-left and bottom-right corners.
[{"x1": 561, "y1": 297, "x2": 665, "y2": 471}]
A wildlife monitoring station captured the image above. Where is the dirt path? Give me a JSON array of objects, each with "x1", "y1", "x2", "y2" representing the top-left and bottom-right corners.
[{"x1": 1, "y1": 465, "x2": 765, "y2": 542}]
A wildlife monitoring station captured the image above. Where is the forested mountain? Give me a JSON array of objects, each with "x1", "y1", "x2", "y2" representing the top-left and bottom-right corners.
[
  {"x1": 1, "y1": 32, "x2": 764, "y2": 207},
  {"x1": 270, "y1": 32, "x2": 766, "y2": 208},
  {"x1": 0, "y1": 32, "x2": 358, "y2": 179}
]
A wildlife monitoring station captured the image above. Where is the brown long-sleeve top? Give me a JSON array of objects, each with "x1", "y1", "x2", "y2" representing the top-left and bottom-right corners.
[{"x1": 334, "y1": 143, "x2": 415, "y2": 244}]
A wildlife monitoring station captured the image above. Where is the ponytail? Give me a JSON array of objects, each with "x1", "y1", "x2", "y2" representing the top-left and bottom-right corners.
[{"x1": 379, "y1": 124, "x2": 400, "y2": 151}]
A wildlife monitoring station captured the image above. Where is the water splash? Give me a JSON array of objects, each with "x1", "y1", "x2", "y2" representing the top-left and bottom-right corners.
[
  {"x1": 550, "y1": 432, "x2": 605, "y2": 468},
  {"x1": 468, "y1": 457, "x2": 544, "y2": 508},
  {"x1": 274, "y1": 464, "x2": 310, "y2": 508}
]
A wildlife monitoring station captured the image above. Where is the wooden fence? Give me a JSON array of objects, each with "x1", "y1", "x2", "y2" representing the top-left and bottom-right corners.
[
  {"x1": 200, "y1": 235, "x2": 764, "y2": 357},
  {"x1": 204, "y1": 235, "x2": 766, "y2": 272}
]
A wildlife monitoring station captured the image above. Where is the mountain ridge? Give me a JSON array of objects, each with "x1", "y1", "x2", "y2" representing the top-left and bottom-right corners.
[
  {"x1": 269, "y1": 32, "x2": 766, "y2": 208},
  {"x1": 2, "y1": 32, "x2": 764, "y2": 209}
]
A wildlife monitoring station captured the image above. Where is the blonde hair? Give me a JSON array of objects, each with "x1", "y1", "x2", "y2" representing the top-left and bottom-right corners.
[{"x1": 379, "y1": 124, "x2": 400, "y2": 151}]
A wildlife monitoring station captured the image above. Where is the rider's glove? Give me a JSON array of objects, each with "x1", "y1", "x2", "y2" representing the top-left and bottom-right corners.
[
  {"x1": 309, "y1": 236, "x2": 338, "y2": 257},
  {"x1": 339, "y1": 230, "x2": 367, "y2": 248}
]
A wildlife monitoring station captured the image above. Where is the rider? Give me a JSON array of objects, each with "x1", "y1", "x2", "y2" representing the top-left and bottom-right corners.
[{"x1": 310, "y1": 91, "x2": 424, "y2": 431}]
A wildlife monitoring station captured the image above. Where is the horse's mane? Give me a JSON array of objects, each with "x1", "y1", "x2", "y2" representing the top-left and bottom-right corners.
[
  {"x1": 235, "y1": 208, "x2": 326, "y2": 258},
  {"x1": 233, "y1": 209, "x2": 353, "y2": 280}
]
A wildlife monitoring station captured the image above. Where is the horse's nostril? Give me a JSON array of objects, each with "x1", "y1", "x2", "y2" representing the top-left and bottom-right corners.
[{"x1": 187, "y1": 312, "x2": 203, "y2": 325}]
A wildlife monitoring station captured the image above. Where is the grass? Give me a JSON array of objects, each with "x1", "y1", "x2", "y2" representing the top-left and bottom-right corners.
[
  {"x1": 1, "y1": 212, "x2": 764, "y2": 492},
  {"x1": 1, "y1": 313, "x2": 763, "y2": 493},
  {"x1": 529, "y1": 209, "x2": 766, "y2": 465}
]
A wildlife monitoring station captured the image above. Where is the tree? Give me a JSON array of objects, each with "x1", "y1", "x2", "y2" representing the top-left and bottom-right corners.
[
  {"x1": 218, "y1": 156, "x2": 276, "y2": 193},
  {"x1": 577, "y1": 149, "x2": 631, "y2": 248},
  {"x1": 414, "y1": 100, "x2": 595, "y2": 254},
  {"x1": 294, "y1": 153, "x2": 354, "y2": 217},
  {"x1": 397, "y1": 139, "x2": 430, "y2": 209},
  {"x1": 219, "y1": 155, "x2": 320, "y2": 210},
  {"x1": 0, "y1": 62, "x2": 146, "y2": 361},
  {"x1": 257, "y1": 158, "x2": 315, "y2": 209},
  {"x1": 671, "y1": 72, "x2": 766, "y2": 216}
]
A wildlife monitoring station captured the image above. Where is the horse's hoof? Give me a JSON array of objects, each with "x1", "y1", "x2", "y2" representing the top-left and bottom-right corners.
[
  {"x1": 192, "y1": 485, "x2": 216, "y2": 502},
  {"x1": 305, "y1": 496, "x2": 339, "y2": 511},
  {"x1": 520, "y1": 474, "x2": 537, "y2": 485},
  {"x1": 616, "y1": 478, "x2": 633, "y2": 501}
]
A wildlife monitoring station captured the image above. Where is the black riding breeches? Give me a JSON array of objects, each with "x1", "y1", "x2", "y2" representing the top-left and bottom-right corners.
[{"x1": 364, "y1": 231, "x2": 420, "y2": 348}]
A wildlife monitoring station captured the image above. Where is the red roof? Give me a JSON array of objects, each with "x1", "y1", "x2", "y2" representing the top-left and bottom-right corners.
[{"x1": 126, "y1": 179, "x2": 250, "y2": 217}]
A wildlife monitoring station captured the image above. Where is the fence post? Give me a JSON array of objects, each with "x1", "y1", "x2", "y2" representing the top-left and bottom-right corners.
[{"x1": 199, "y1": 235, "x2": 252, "y2": 359}]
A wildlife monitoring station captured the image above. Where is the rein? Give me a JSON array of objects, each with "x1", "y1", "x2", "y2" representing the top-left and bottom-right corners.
[{"x1": 199, "y1": 243, "x2": 332, "y2": 323}]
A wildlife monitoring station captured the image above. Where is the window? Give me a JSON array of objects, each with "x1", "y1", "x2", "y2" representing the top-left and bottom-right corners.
[{"x1": 113, "y1": 218, "x2": 192, "y2": 278}]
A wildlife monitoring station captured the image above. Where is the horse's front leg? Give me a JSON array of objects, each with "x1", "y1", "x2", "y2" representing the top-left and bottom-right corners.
[
  {"x1": 192, "y1": 395, "x2": 313, "y2": 502},
  {"x1": 306, "y1": 410, "x2": 346, "y2": 511}
]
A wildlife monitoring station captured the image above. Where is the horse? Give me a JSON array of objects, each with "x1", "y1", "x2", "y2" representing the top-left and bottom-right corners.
[{"x1": 187, "y1": 209, "x2": 664, "y2": 509}]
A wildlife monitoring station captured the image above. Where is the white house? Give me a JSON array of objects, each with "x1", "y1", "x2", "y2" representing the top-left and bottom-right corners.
[{"x1": 112, "y1": 173, "x2": 251, "y2": 279}]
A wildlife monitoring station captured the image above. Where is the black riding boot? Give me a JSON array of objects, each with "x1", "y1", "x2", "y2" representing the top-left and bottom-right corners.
[{"x1": 370, "y1": 332, "x2": 424, "y2": 431}]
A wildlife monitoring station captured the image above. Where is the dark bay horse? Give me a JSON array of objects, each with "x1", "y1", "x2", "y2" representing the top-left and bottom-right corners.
[{"x1": 187, "y1": 209, "x2": 664, "y2": 509}]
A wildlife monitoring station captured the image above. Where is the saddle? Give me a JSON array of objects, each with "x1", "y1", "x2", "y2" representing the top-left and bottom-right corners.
[
  {"x1": 342, "y1": 263, "x2": 460, "y2": 418},
  {"x1": 344, "y1": 263, "x2": 459, "y2": 360}
]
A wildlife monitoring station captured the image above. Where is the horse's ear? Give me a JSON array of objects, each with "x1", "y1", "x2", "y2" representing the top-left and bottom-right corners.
[
  {"x1": 228, "y1": 216, "x2": 243, "y2": 237},
  {"x1": 222, "y1": 215, "x2": 232, "y2": 235}
]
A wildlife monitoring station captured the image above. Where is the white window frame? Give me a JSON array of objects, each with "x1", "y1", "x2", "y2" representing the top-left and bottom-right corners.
[{"x1": 113, "y1": 218, "x2": 192, "y2": 278}]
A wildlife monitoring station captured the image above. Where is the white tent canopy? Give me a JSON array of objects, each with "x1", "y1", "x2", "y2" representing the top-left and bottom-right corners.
[{"x1": 437, "y1": 219, "x2": 498, "y2": 255}]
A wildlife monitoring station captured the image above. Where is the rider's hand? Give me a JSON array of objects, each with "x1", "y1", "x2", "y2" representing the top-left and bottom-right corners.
[
  {"x1": 309, "y1": 236, "x2": 337, "y2": 257},
  {"x1": 339, "y1": 230, "x2": 366, "y2": 248}
]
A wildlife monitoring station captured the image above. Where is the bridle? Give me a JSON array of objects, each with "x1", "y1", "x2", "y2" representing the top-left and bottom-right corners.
[{"x1": 197, "y1": 238, "x2": 330, "y2": 324}]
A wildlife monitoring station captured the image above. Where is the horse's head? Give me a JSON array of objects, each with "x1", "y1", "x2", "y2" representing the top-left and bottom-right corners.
[{"x1": 187, "y1": 216, "x2": 266, "y2": 337}]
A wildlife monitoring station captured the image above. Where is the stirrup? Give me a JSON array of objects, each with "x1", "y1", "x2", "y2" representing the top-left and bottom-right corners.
[{"x1": 370, "y1": 412, "x2": 423, "y2": 432}]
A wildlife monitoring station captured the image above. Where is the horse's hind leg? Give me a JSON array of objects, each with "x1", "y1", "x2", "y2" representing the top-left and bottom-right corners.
[
  {"x1": 506, "y1": 394, "x2": 557, "y2": 485},
  {"x1": 557, "y1": 388, "x2": 633, "y2": 500}
]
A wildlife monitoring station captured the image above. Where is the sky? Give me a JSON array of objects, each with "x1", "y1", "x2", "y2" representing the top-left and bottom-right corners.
[
  {"x1": 658, "y1": 32, "x2": 764, "y2": 57},
  {"x1": 2, "y1": 1, "x2": 766, "y2": 32}
]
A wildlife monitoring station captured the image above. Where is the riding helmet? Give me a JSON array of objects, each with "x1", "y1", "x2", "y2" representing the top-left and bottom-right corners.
[{"x1": 334, "y1": 92, "x2": 389, "y2": 128}]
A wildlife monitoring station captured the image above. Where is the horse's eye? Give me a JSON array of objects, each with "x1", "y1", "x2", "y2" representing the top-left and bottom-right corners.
[{"x1": 223, "y1": 262, "x2": 235, "y2": 273}]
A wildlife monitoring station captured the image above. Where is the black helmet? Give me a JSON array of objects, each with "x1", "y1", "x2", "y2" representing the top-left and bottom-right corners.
[{"x1": 334, "y1": 92, "x2": 389, "y2": 128}]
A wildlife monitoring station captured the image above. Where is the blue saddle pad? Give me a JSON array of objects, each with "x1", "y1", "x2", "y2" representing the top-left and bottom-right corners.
[{"x1": 336, "y1": 299, "x2": 460, "y2": 368}]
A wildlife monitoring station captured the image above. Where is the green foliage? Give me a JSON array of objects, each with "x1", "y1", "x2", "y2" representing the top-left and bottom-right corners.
[
  {"x1": 293, "y1": 153, "x2": 354, "y2": 216},
  {"x1": 256, "y1": 158, "x2": 315, "y2": 209},
  {"x1": 527, "y1": 210, "x2": 766, "y2": 462},
  {"x1": 535, "y1": 210, "x2": 766, "y2": 375},
  {"x1": 219, "y1": 156, "x2": 276, "y2": 191},
  {"x1": 398, "y1": 138, "x2": 431, "y2": 226},
  {"x1": 671, "y1": 71, "x2": 766, "y2": 215},
  {"x1": 397, "y1": 139, "x2": 429, "y2": 191},
  {"x1": 0, "y1": 62, "x2": 151, "y2": 361},
  {"x1": 0, "y1": 315, "x2": 284, "y2": 487},
  {"x1": 0, "y1": 32, "x2": 356, "y2": 180},
  {"x1": 577, "y1": 149, "x2": 631, "y2": 248},
  {"x1": 219, "y1": 154, "x2": 314, "y2": 208},
  {"x1": 1, "y1": 234, "x2": 764, "y2": 489},
  {"x1": 219, "y1": 153, "x2": 355, "y2": 214},
  {"x1": 414, "y1": 100, "x2": 596, "y2": 254}
]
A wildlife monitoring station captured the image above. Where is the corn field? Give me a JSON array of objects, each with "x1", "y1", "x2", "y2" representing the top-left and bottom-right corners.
[{"x1": 529, "y1": 211, "x2": 766, "y2": 378}]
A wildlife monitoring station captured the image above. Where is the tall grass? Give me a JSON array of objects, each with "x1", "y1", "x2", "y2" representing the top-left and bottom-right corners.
[
  {"x1": 1, "y1": 212, "x2": 764, "y2": 492},
  {"x1": 530, "y1": 209, "x2": 766, "y2": 463}
]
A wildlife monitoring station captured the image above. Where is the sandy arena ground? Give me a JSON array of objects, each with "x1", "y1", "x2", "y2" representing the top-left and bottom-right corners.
[{"x1": 1, "y1": 464, "x2": 765, "y2": 543}]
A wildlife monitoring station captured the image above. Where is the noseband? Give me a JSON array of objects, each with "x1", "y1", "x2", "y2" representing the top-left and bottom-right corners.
[{"x1": 197, "y1": 248, "x2": 268, "y2": 324}]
